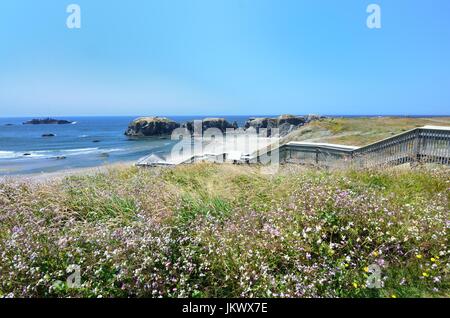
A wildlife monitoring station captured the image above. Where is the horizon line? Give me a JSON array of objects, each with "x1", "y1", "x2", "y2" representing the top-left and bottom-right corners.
[{"x1": 2, "y1": 114, "x2": 450, "y2": 118}]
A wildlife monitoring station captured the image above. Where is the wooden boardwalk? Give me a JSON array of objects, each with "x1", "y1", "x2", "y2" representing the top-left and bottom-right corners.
[{"x1": 280, "y1": 125, "x2": 450, "y2": 168}]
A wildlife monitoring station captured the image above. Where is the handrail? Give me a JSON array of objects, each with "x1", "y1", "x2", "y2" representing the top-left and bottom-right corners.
[{"x1": 279, "y1": 126, "x2": 450, "y2": 167}]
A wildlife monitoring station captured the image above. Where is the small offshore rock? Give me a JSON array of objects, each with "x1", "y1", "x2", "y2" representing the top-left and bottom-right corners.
[{"x1": 23, "y1": 118, "x2": 73, "y2": 125}]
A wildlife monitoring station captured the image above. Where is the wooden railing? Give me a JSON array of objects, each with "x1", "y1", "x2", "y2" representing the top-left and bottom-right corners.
[
  {"x1": 280, "y1": 142, "x2": 356, "y2": 168},
  {"x1": 278, "y1": 126, "x2": 450, "y2": 168}
]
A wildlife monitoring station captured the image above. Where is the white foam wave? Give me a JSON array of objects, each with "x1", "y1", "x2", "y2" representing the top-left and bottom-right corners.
[
  {"x1": 62, "y1": 147, "x2": 99, "y2": 155},
  {"x1": 106, "y1": 148, "x2": 124, "y2": 153},
  {"x1": 0, "y1": 151, "x2": 47, "y2": 159},
  {"x1": 0, "y1": 151, "x2": 17, "y2": 159},
  {"x1": 0, "y1": 147, "x2": 126, "y2": 160}
]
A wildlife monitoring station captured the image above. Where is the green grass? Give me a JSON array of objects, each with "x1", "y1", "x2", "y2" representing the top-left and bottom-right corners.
[{"x1": 0, "y1": 163, "x2": 448, "y2": 298}]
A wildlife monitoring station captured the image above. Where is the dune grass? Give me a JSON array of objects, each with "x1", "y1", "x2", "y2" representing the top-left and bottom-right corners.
[
  {"x1": 0, "y1": 163, "x2": 448, "y2": 298},
  {"x1": 282, "y1": 117, "x2": 450, "y2": 146}
]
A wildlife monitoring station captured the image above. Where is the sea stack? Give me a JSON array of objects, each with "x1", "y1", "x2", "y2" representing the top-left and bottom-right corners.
[
  {"x1": 181, "y1": 118, "x2": 238, "y2": 135},
  {"x1": 244, "y1": 114, "x2": 321, "y2": 137},
  {"x1": 23, "y1": 118, "x2": 73, "y2": 125},
  {"x1": 124, "y1": 117, "x2": 180, "y2": 137}
]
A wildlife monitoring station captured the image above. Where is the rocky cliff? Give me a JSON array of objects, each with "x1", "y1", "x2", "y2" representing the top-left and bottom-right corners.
[
  {"x1": 124, "y1": 117, "x2": 180, "y2": 137},
  {"x1": 181, "y1": 118, "x2": 238, "y2": 134},
  {"x1": 125, "y1": 115, "x2": 324, "y2": 138},
  {"x1": 245, "y1": 114, "x2": 322, "y2": 136}
]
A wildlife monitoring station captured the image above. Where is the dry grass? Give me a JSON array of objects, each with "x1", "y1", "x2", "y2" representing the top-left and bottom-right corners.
[{"x1": 283, "y1": 117, "x2": 450, "y2": 146}]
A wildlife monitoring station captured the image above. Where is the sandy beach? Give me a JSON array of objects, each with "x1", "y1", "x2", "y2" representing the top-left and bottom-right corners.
[{"x1": 0, "y1": 161, "x2": 135, "y2": 184}]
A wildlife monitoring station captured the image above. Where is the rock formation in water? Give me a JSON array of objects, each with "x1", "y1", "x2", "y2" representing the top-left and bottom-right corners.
[
  {"x1": 124, "y1": 117, "x2": 180, "y2": 137},
  {"x1": 244, "y1": 114, "x2": 323, "y2": 137},
  {"x1": 124, "y1": 114, "x2": 324, "y2": 138},
  {"x1": 181, "y1": 118, "x2": 238, "y2": 135},
  {"x1": 23, "y1": 118, "x2": 73, "y2": 125}
]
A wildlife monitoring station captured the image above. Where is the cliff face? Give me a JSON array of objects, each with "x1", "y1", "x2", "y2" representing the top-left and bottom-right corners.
[
  {"x1": 181, "y1": 118, "x2": 238, "y2": 134},
  {"x1": 244, "y1": 117, "x2": 278, "y2": 131},
  {"x1": 125, "y1": 117, "x2": 238, "y2": 137},
  {"x1": 124, "y1": 117, "x2": 180, "y2": 137},
  {"x1": 125, "y1": 115, "x2": 324, "y2": 137},
  {"x1": 244, "y1": 114, "x2": 310, "y2": 136},
  {"x1": 277, "y1": 114, "x2": 306, "y2": 126}
]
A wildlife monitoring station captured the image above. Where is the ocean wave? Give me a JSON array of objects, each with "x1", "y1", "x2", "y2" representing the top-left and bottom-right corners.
[
  {"x1": 62, "y1": 147, "x2": 99, "y2": 155},
  {"x1": 106, "y1": 148, "x2": 124, "y2": 153},
  {"x1": 0, "y1": 147, "x2": 125, "y2": 160},
  {"x1": 0, "y1": 151, "x2": 18, "y2": 159},
  {"x1": 0, "y1": 151, "x2": 47, "y2": 159}
]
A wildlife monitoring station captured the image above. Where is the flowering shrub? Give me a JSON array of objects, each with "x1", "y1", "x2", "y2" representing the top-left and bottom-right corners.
[{"x1": 0, "y1": 164, "x2": 448, "y2": 297}]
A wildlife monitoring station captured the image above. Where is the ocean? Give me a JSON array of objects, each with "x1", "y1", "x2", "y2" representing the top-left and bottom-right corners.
[{"x1": 0, "y1": 116, "x2": 253, "y2": 175}]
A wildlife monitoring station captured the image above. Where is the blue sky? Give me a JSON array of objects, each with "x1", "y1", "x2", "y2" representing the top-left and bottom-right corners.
[{"x1": 0, "y1": 0, "x2": 449, "y2": 116}]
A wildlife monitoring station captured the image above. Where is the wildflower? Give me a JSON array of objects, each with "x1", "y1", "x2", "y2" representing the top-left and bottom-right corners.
[
  {"x1": 391, "y1": 294, "x2": 397, "y2": 298},
  {"x1": 415, "y1": 254, "x2": 422, "y2": 259},
  {"x1": 422, "y1": 272, "x2": 429, "y2": 277},
  {"x1": 430, "y1": 258, "x2": 436, "y2": 262},
  {"x1": 353, "y1": 282, "x2": 358, "y2": 288},
  {"x1": 364, "y1": 266, "x2": 369, "y2": 273},
  {"x1": 373, "y1": 251, "x2": 379, "y2": 257}
]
